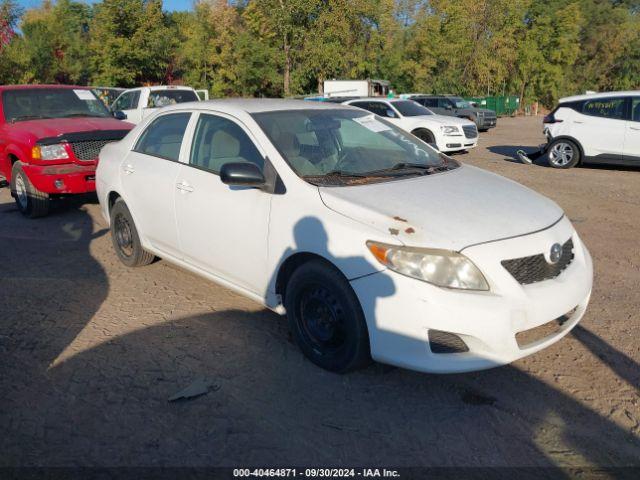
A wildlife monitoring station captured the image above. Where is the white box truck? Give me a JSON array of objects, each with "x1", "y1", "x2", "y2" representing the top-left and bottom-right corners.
[{"x1": 322, "y1": 79, "x2": 390, "y2": 98}]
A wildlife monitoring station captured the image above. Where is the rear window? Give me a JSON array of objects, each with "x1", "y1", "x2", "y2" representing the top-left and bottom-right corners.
[{"x1": 147, "y1": 90, "x2": 198, "y2": 108}]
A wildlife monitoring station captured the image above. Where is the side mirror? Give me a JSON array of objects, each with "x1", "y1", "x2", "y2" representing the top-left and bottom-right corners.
[
  {"x1": 386, "y1": 109, "x2": 396, "y2": 118},
  {"x1": 113, "y1": 110, "x2": 127, "y2": 120},
  {"x1": 220, "y1": 162, "x2": 265, "y2": 188}
]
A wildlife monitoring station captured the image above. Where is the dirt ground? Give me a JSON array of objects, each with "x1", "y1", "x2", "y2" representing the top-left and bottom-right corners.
[{"x1": 0, "y1": 116, "x2": 639, "y2": 470}]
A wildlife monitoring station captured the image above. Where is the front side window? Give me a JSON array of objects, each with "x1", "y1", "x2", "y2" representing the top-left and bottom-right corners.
[
  {"x1": 134, "y1": 113, "x2": 191, "y2": 161},
  {"x1": 632, "y1": 98, "x2": 640, "y2": 122},
  {"x1": 2, "y1": 88, "x2": 110, "y2": 122},
  {"x1": 147, "y1": 89, "x2": 198, "y2": 108},
  {"x1": 350, "y1": 101, "x2": 394, "y2": 118},
  {"x1": 450, "y1": 97, "x2": 472, "y2": 109},
  {"x1": 190, "y1": 114, "x2": 264, "y2": 174},
  {"x1": 252, "y1": 109, "x2": 452, "y2": 185},
  {"x1": 582, "y1": 97, "x2": 627, "y2": 120},
  {"x1": 392, "y1": 100, "x2": 433, "y2": 116}
]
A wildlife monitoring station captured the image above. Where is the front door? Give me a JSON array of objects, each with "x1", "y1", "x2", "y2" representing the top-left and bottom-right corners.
[
  {"x1": 120, "y1": 112, "x2": 192, "y2": 257},
  {"x1": 174, "y1": 112, "x2": 271, "y2": 294}
]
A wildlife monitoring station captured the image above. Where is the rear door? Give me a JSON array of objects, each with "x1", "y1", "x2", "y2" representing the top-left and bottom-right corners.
[
  {"x1": 623, "y1": 97, "x2": 640, "y2": 164},
  {"x1": 572, "y1": 96, "x2": 627, "y2": 162},
  {"x1": 120, "y1": 112, "x2": 192, "y2": 257}
]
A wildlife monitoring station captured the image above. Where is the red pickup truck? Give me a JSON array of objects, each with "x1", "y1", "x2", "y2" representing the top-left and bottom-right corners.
[{"x1": 0, "y1": 85, "x2": 133, "y2": 217}]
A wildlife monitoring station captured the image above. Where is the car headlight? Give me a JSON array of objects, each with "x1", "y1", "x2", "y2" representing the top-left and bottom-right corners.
[
  {"x1": 440, "y1": 125, "x2": 460, "y2": 135},
  {"x1": 367, "y1": 241, "x2": 489, "y2": 291},
  {"x1": 32, "y1": 144, "x2": 69, "y2": 161}
]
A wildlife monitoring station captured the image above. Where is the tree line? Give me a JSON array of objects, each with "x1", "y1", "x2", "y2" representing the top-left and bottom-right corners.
[{"x1": 1, "y1": 0, "x2": 639, "y2": 108}]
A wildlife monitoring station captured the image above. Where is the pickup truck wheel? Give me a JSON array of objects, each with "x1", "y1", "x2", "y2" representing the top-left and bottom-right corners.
[
  {"x1": 10, "y1": 162, "x2": 50, "y2": 218},
  {"x1": 285, "y1": 260, "x2": 371, "y2": 373},
  {"x1": 548, "y1": 139, "x2": 580, "y2": 169},
  {"x1": 110, "y1": 199, "x2": 154, "y2": 267}
]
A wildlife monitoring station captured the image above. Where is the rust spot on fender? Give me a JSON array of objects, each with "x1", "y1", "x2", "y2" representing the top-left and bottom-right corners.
[
  {"x1": 393, "y1": 216, "x2": 408, "y2": 222},
  {"x1": 405, "y1": 227, "x2": 415, "y2": 234},
  {"x1": 389, "y1": 228, "x2": 399, "y2": 235}
]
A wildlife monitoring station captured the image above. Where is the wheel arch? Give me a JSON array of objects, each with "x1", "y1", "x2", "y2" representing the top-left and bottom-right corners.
[
  {"x1": 107, "y1": 190, "x2": 122, "y2": 213},
  {"x1": 274, "y1": 251, "x2": 347, "y2": 302},
  {"x1": 549, "y1": 135, "x2": 585, "y2": 164}
]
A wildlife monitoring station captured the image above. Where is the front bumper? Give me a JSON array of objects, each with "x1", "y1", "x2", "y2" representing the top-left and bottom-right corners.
[
  {"x1": 439, "y1": 135, "x2": 478, "y2": 153},
  {"x1": 477, "y1": 117, "x2": 497, "y2": 129},
  {"x1": 23, "y1": 162, "x2": 97, "y2": 195},
  {"x1": 350, "y1": 216, "x2": 593, "y2": 373}
]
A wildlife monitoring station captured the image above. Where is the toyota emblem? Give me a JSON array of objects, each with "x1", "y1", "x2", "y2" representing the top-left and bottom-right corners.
[{"x1": 548, "y1": 243, "x2": 563, "y2": 264}]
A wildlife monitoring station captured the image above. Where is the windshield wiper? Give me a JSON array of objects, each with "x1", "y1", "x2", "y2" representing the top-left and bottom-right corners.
[
  {"x1": 60, "y1": 113, "x2": 108, "y2": 118},
  {"x1": 365, "y1": 162, "x2": 443, "y2": 176},
  {"x1": 304, "y1": 169, "x2": 368, "y2": 179},
  {"x1": 10, "y1": 115, "x2": 53, "y2": 123}
]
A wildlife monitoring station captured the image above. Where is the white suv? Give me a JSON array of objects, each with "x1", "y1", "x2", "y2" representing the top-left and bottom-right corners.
[
  {"x1": 343, "y1": 98, "x2": 478, "y2": 153},
  {"x1": 543, "y1": 91, "x2": 640, "y2": 168}
]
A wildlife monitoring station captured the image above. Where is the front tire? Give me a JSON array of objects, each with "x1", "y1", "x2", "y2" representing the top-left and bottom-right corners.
[
  {"x1": 110, "y1": 199, "x2": 155, "y2": 267},
  {"x1": 285, "y1": 260, "x2": 371, "y2": 373},
  {"x1": 10, "y1": 162, "x2": 50, "y2": 218},
  {"x1": 412, "y1": 128, "x2": 437, "y2": 149},
  {"x1": 548, "y1": 139, "x2": 580, "y2": 169}
]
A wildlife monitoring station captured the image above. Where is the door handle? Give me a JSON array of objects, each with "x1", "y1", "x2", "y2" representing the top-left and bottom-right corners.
[
  {"x1": 630, "y1": 126, "x2": 640, "y2": 131},
  {"x1": 176, "y1": 181, "x2": 194, "y2": 193},
  {"x1": 122, "y1": 164, "x2": 135, "y2": 174},
  {"x1": 573, "y1": 121, "x2": 584, "y2": 124}
]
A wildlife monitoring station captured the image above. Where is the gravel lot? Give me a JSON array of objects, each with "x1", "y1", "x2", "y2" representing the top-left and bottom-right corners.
[{"x1": 1, "y1": 115, "x2": 639, "y2": 470}]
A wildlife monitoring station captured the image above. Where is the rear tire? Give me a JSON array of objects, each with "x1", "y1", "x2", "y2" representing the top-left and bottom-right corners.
[
  {"x1": 10, "y1": 162, "x2": 50, "y2": 218},
  {"x1": 110, "y1": 199, "x2": 155, "y2": 267},
  {"x1": 285, "y1": 259, "x2": 371, "y2": 373},
  {"x1": 548, "y1": 139, "x2": 580, "y2": 169}
]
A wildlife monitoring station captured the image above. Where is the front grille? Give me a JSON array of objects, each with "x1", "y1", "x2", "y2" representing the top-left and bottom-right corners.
[
  {"x1": 462, "y1": 124, "x2": 478, "y2": 139},
  {"x1": 502, "y1": 238, "x2": 574, "y2": 285},
  {"x1": 428, "y1": 330, "x2": 469, "y2": 354},
  {"x1": 515, "y1": 308, "x2": 576, "y2": 348},
  {"x1": 69, "y1": 140, "x2": 114, "y2": 161}
]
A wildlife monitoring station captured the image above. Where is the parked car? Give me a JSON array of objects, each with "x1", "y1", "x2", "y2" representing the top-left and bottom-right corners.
[
  {"x1": 92, "y1": 87, "x2": 125, "y2": 108},
  {"x1": 110, "y1": 85, "x2": 201, "y2": 124},
  {"x1": 405, "y1": 94, "x2": 497, "y2": 131},
  {"x1": 542, "y1": 91, "x2": 640, "y2": 168},
  {"x1": 343, "y1": 97, "x2": 478, "y2": 153},
  {"x1": 0, "y1": 85, "x2": 133, "y2": 217},
  {"x1": 97, "y1": 99, "x2": 592, "y2": 374}
]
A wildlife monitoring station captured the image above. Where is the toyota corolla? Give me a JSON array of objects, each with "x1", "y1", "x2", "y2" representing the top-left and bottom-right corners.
[{"x1": 96, "y1": 99, "x2": 593, "y2": 374}]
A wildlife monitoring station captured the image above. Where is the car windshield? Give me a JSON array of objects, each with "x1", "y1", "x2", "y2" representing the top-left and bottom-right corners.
[
  {"x1": 2, "y1": 88, "x2": 110, "y2": 122},
  {"x1": 392, "y1": 100, "x2": 434, "y2": 116},
  {"x1": 451, "y1": 97, "x2": 472, "y2": 109},
  {"x1": 147, "y1": 89, "x2": 198, "y2": 108},
  {"x1": 252, "y1": 109, "x2": 455, "y2": 185}
]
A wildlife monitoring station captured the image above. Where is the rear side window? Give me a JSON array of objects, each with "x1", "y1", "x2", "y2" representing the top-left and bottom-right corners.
[
  {"x1": 147, "y1": 90, "x2": 198, "y2": 108},
  {"x1": 189, "y1": 114, "x2": 263, "y2": 174},
  {"x1": 134, "y1": 113, "x2": 191, "y2": 161},
  {"x1": 631, "y1": 98, "x2": 640, "y2": 122},
  {"x1": 582, "y1": 97, "x2": 627, "y2": 120},
  {"x1": 350, "y1": 101, "x2": 394, "y2": 118}
]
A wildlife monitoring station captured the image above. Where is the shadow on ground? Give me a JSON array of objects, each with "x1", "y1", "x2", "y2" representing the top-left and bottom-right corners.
[{"x1": 0, "y1": 194, "x2": 638, "y2": 470}]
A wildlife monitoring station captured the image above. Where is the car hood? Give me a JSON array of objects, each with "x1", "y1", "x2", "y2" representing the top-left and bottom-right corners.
[
  {"x1": 318, "y1": 164, "x2": 564, "y2": 251},
  {"x1": 406, "y1": 114, "x2": 473, "y2": 127},
  {"x1": 10, "y1": 117, "x2": 133, "y2": 141}
]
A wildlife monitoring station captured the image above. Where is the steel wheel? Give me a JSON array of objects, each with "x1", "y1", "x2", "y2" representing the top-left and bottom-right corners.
[
  {"x1": 298, "y1": 284, "x2": 347, "y2": 354},
  {"x1": 114, "y1": 212, "x2": 134, "y2": 258},
  {"x1": 14, "y1": 173, "x2": 28, "y2": 210},
  {"x1": 549, "y1": 142, "x2": 575, "y2": 167}
]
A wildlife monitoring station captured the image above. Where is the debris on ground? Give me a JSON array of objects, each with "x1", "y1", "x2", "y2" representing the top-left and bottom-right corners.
[{"x1": 168, "y1": 377, "x2": 219, "y2": 402}]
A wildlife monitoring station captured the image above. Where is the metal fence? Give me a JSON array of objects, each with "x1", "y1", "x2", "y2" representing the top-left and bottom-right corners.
[{"x1": 464, "y1": 95, "x2": 520, "y2": 116}]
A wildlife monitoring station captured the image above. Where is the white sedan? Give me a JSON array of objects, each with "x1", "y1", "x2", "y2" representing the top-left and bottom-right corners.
[
  {"x1": 342, "y1": 97, "x2": 479, "y2": 153},
  {"x1": 96, "y1": 99, "x2": 593, "y2": 374}
]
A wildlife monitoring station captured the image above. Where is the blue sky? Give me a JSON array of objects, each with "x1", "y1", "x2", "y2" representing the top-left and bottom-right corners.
[{"x1": 17, "y1": 0, "x2": 194, "y2": 12}]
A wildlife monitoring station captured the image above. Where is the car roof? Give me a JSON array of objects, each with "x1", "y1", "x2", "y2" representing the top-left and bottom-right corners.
[
  {"x1": 122, "y1": 85, "x2": 195, "y2": 92},
  {"x1": 344, "y1": 97, "x2": 402, "y2": 103},
  {"x1": 560, "y1": 91, "x2": 640, "y2": 103},
  {"x1": 0, "y1": 84, "x2": 89, "y2": 92},
  {"x1": 160, "y1": 98, "x2": 358, "y2": 114}
]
